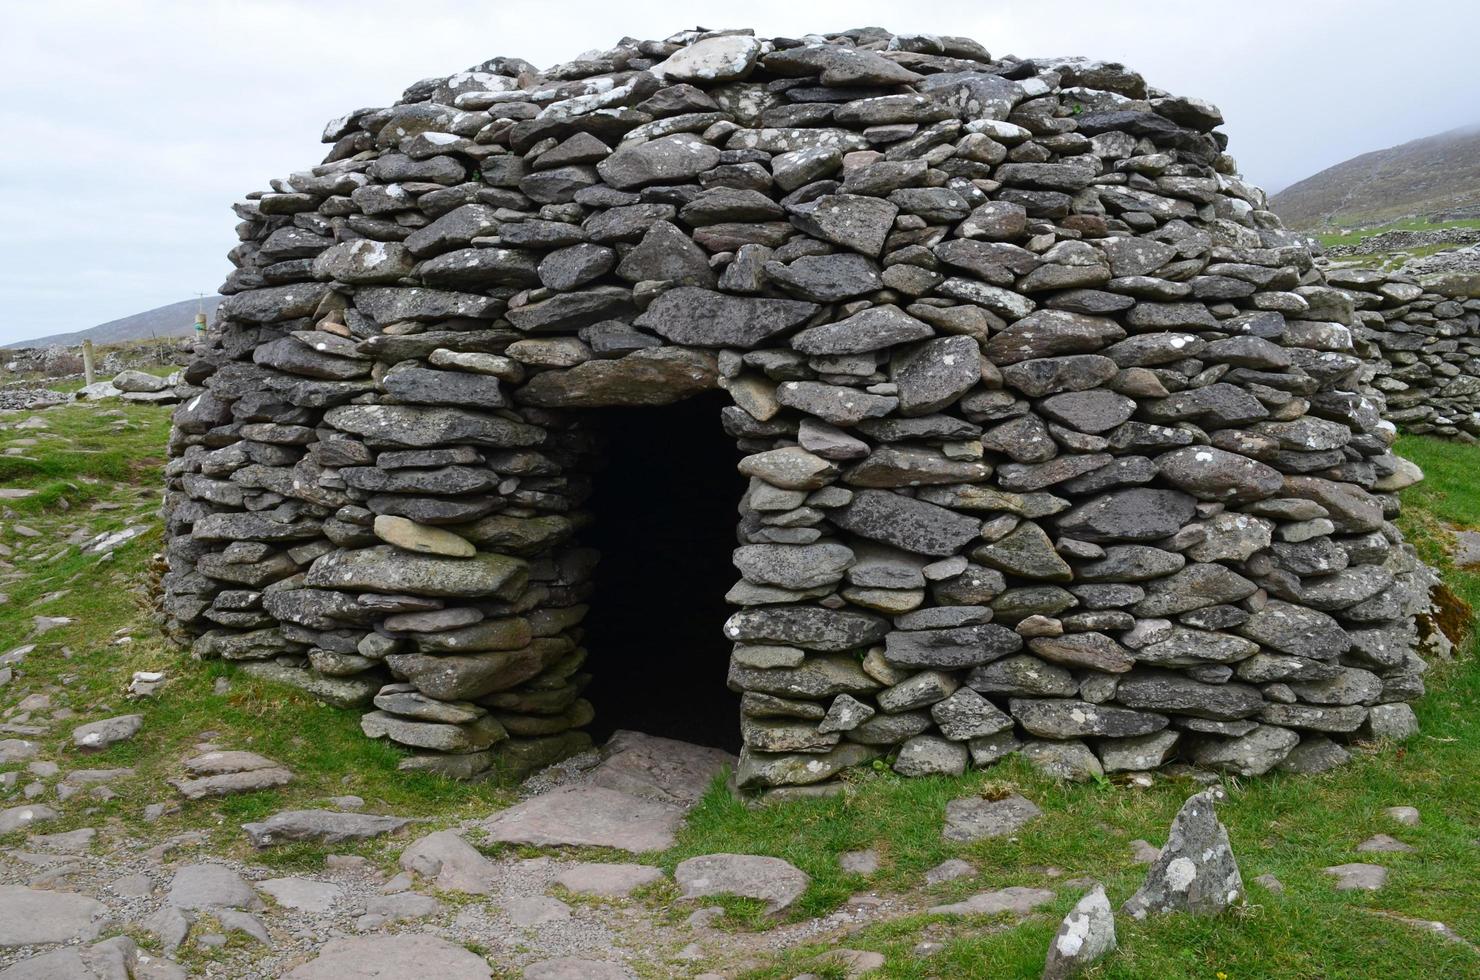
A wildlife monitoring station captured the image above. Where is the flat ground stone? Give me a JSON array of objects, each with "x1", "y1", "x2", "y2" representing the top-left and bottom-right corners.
[
  {"x1": 257, "y1": 877, "x2": 345, "y2": 913},
  {"x1": 1123, "y1": 789, "x2": 1243, "y2": 919},
  {"x1": 168, "y1": 864, "x2": 261, "y2": 910},
  {"x1": 71, "y1": 714, "x2": 143, "y2": 750},
  {"x1": 0, "y1": 803, "x2": 57, "y2": 835},
  {"x1": 360, "y1": 892, "x2": 442, "y2": 926},
  {"x1": 0, "y1": 885, "x2": 108, "y2": 946},
  {"x1": 1357, "y1": 833, "x2": 1415, "y2": 854},
  {"x1": 589, "y1": 730, "x2": 736, "y2": 807},
  {"x1": 523, "y1": 959, "x2": 637, "y2": 980},
  {"x1": 399, "y1": 830, "x2": 500, "y2": 893},
  {"x1": 839, "y1": 849, "x2": 880, "y2": 874},
  {"x1": 1386, "y1": 806, "x2": 1421, "y2": 826},
  {"x1": 241, "y1": 809, "x2": 414, "y2": 848},
  {"x1": 942, "y1": 793, "x2": 1043, "y2": 842},
  {"x1": 506, "y1": 896, "x2": 571, "y2": 926},
  {"x1": 482, "y1": 785, "x2": 683, "y2": 853},
  {"x1": 928, "y1": 886, "x2": 1056, "y2": 917},
  {"x1": 925, "y1": 858, "x2": 975, "y2": 885},
  {"x1": 284, "y1": 935, "x2": 491, "y2": 979},
  {"x1": 1325, "y1": 863, "x2": 1387, "y2": 891},
  {"x1": 553, "y1": 862, "x2": 664, "y2": 897},
  {"x1": 170, "y1": 749, "x2": 294, "y2": 799},
  {"x1": 1043, "y1": 885, "x2": 1117, "y2": 980},
  {"x1": 674, "y1": 853, "x2": 810, "y2": 912}
]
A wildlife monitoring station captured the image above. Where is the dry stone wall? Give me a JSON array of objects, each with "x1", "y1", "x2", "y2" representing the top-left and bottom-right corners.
[
  {"x1": 163, "y1": 27, "x2": 1435, "y2": 790},
  {"x1": 1329, "y1": 268, "x2": 1480, "y2": 439}
]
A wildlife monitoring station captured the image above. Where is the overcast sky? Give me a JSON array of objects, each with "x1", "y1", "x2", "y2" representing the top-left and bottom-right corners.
[{"x1": 1, "y1": 0, "x2": 1475, "y2": 346}]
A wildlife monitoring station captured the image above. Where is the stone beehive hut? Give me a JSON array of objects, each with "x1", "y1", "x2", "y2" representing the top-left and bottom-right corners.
[{"x1": 163, "y1": 26, "x2": 1437, "y2": 790}]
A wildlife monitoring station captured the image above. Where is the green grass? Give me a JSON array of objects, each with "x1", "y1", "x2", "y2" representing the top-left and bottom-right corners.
[
  {"x1": 3, "y1": 409, "x2": 1480, "y2": 977},
  {"x1": 1316, "y1": 217, "x2": 1480, "y2": 250}
]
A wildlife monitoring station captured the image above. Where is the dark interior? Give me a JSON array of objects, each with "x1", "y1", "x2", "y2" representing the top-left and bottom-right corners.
[{"x1": 580, "y1": 390, "x2": 746, "y2": 752}]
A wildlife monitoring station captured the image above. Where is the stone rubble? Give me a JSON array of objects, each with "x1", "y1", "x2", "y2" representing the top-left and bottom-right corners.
[{"x1": 156, "y1": 25, "x2": 1441, "y2": 789}]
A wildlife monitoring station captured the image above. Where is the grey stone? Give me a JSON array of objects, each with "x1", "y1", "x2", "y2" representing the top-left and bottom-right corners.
[
  {"x1": 1191, "y1": 725, "x2": 1299, "y2": 776},
  {"x1": 1043, "y1": 885, "x2": 1118, "y2": 980},
  {"x1": 523, "y1": 959, "x2": 635, "y2": 980},
  {"x1": 675, "y1": 853, "x2": 810, "y2": 912},
  {"x1": 0, "y1": 885, "x2": 107, "y2": 947},
  {"x1": 928, "y1": 886, "x2": 1056, "y2": 918},
  {"x1": 257, "y1": 877, "x2": 345, "y2": 913},
  {"x1": 1011, "y1": 699, "x2": 1167, "y2": 738},
  {"x1": 597, "y1": 133, "x2": 721, "y2": 189},
  {"x1": 1057, "y1": 489, "x2": 1198, "y2": 542},
  {"x1": 284, "y1": 935, "x2": 491, "y2": 979},
  {"x1": 168, "y1": 864, "x2": 260, "y2": 910},
  {"x1": 635, "y1": 287, "x2": 817, "y2": 347},
  {"x1": 830, "y1": 490, "x2": 981, "y2": 557},
  {"x1": 241, "y1": 809, "x2": 413, "y2": 847},
  {"x1": 483, "y1": 785, "x2": 683, "y2": 853},
  {"x1": 893, "y1": 735, "x2": 969, "y2": 776},
  {"x1": 891, "y1": 336, "x2": 982, "y2": 415},
  {"x1": 791, "y1": 304, "x2": 932, "y2": 355},
  {"x1": 1123, "y1": 789, "x2": 1243, "y2": 919},
  {"x1": 1021, "y1": 739, "x2": 1104, "y2": 781},
  {"x1": 788, "y1": 193, "x2": 898, "y2": 257},
  {"x1": 71, "y1": 714, "x2": 142, "y2": 751},
  {"x1": 553, "y1": 862, "x2": 664, "y2": 897},
  {"x1": 1324, "y1": 863, "x2": 1387, "y2": 892},
  {"x1": 942, "y1": 793, "x2": 1042, "y2": 842}
]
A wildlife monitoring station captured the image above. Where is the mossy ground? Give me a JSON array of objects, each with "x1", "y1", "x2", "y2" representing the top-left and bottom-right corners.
[{"x1": 2, "y1": 404, "x2": 1477, "y2": 977}]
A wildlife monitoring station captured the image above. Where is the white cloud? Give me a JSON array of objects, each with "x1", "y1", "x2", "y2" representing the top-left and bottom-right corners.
[{"x1": 0, "y1": 0, "x2": 1475, "y2": 344}]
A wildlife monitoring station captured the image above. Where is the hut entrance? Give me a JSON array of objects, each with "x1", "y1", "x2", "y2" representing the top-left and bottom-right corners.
[{"x1": 581, "y1": 390, "x2": 745, "y2": 752}]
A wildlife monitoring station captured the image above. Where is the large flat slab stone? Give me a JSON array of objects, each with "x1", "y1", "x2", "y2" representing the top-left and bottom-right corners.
[
  {"x1": 0, "y1": 885, "x2": 108, "y2": 946},
  {"x1": 482, "y1": 785, "x2": 684, "y2": 853},
  {"x1": 589, "y1": 730, "x2": 735, "y2": 807},
  {"x1": 284, "y1": 935, "x2": 490, "y2": 978}
]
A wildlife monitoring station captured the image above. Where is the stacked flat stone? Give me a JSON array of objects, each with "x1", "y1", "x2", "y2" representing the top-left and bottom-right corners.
[
  {"x1": 162, "y1": 26, "x2": 1435, "y2": 788},
  {"x1": 1330, "y1": 269, "x2": 1480, "y2": 439}
]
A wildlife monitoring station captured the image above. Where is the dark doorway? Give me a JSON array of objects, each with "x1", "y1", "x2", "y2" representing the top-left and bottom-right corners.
[{"x1": 581, "y1": 390, "x2": 746, "y2": 752}]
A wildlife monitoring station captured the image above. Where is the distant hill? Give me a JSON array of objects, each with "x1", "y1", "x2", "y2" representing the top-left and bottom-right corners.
[
  {"x1": 1266, "y1": 125, "x2": 1480, "y2": 232},
  {"x1": 1271, "y1": 125, "x2": 1480, "y2": 231},
  {"x1": 5, "y1": 296, "x2": 222, "y2": 350}
]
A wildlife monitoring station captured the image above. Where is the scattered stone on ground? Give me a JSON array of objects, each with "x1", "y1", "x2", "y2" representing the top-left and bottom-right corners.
[
  {"x1": 1253, "y1": 873, "x2": 1285, "y2": 894},
  {"x1": 1385, "y1": 806, "x2": 1421, "y2": 826},
  {"x1": 942, "y1": 793, "x2": 1042, "y2": 842},
  {"x1": 1042, "y1": 884, "x2": 1117, "y2": 980},
  {"x1": 71, "y1": 714, "x2": 142, "y2": 750},
  {"x1": 283, "y1": 934, "x2": 492, "y2": 979},
  {"x1": 928, "y1": 886, "x2": 1056, "y2": 917},
  {"x1": 674, "y1": 853, "x2": 811, "y2": 912},
  {"x1": 1123, "y1": 788, "x2": 1243, "y2": 919},
  {"x1": 169, "y1": 749, "x2": 294, "y2": 799},
  {"x1": 1324, "y1": 863, "x2": 1388, "y2": 891},
  {"x1": 483, "y1": 785, "x2": 684, "y2": 853},
  {"x1": 1356, "y1": 833, "x2": 1416, "y2": 854},
  {"x1": 241, "y1": 809, "x2": 414, "y2": 847},
  {"x1": 553, "y1": 862, "x2": 664, "y2": 897}
]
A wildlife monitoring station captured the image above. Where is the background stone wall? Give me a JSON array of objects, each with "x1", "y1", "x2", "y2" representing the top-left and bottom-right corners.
[
  {"x1": 1330, "y1": 269, "x2": 1480, "y2": 439},
  {"x1": 163, "y1": 27, "x2": 1437, "y2": 790}
]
